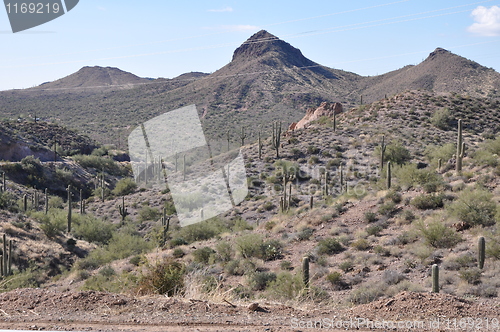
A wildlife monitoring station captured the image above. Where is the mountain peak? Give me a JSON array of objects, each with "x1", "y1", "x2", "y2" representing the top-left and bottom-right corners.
[{"x1": 231, "y1": 30, "x2": 314, "y2": 67}]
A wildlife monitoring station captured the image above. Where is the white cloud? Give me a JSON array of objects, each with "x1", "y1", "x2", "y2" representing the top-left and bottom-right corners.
[
  {"x1": 468, "y1": 5, "x2": 500, "y2": 36},
  {"x1": 208, "y1": 7, "x2": 233, "y2": 13}
]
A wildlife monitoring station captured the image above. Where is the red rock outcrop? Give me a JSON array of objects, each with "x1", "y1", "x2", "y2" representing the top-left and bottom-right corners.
[{"x1": 295, "y1": 102, "x2": 342, "y2": 129}]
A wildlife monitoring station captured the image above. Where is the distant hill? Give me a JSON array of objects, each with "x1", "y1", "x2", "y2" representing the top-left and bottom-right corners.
[
  {"x1": 0, "y1": 30, "x2": 498, "y2": 145},
  {"x1": 36, "y1": 66, "x2": 152, "y2": 90},
  {"x1": 361, "y1": 47, "x2": 500, "y2": 101}
]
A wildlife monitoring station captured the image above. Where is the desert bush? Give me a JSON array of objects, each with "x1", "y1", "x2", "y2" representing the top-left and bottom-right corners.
[
  {"x1": 172, "y1": 248, "x2": 185, "y2": 258},
  {"x1": 72, "y1": 154, "x2": 123, "y2": 175},
  {"x1": 411, "y1": 193, "x2": 445, "y2": 210},
  {"x1": 236, "y1": 234, "x2": 263, "y2": 258},
  {"x1": 364, "y1": 212, "x2": 377, "y2": 223},
  {"x1": 0, "y1": 191, "x2": 18, "y2": 212},
  {"x1": 248, "y1": 271, "x2": 276, "y2": 291},
  {"x1": 31, "y1": 209, "x2": 66, "y2": 238},
  {"x1": 192, "y1": 247, "x2": 216, "y2": 265},
  {"x1": 175, "y1": 217, "x2": 229, "y2": 243},
  {"x1": 260, "y1": 239, "x2": 284, "y2": 261},
  {"x1": 424, "y1": 143, "x2": 457, "y2": 167},
  {"x1": 297, "y1": 227, "x2": 314, "y2": 241},
  {"x1": 374, "y1": 142, "x2": 411, "y2": 166},
  {"x1": 385, "y1": 190, "x2": 402, "y2": 204},
  {"x1": 348, "y1": 282, "x2": 386, "y2": 304},
  {"x1": 351, "y1": 238, "x2": 371, "y2": 251},
  {"x1": 382, "y1": 270, "x2": 405, "y2": 285},
  {"x1": 366, "y1": 224, "x2": 383, "y2": 236},
  {"x1": 459, "y1": 268, "x2": 482, "y2": 285},
  {"x1": 138, "y1": 206, "x2": 161, "y2": 222},
  {"x1": 48, "y1": 196, "x2": 64, "y2": 209},
  {"x1": 394, "y1": 164, "x2": 441, "y2": 188},
  {"x1": 215, "y1": 241, "x2": 232, "y2": 262},
  {"x1": 339, "y1": 260, "x2": 354, "y2": 272},
  {"x1": 414, "y1": 220, "x2": 462, "y2": 248},
  {"x1": 112, "y1": 178, "x2": 137, "y2": 196},
  {"x1": 447, "y1": 188, "x2": 497, "y2": 227},
  {"x1": 430, "y1": 107, "x2": 451, "y2": 130},
  {"x1": 267, "y1": 272, "x2": 303, "y2": 299},
  {"x1": 280, "y1": 261, "x2": 293, "y2": 270},
  {"x1": 378, "y1": 202, "x2": 397, "y2": 216},
  {"x1": 472, "y1": 150, "x2": 498, "y2": 167},
  {"x1": 137, "y1": 259, "x2": 185, "y2": 296},
  {"x1": 317, "y1": 238, "x2": 344, "y2": 255},
  {"x1": 72, "y1": 214, "x2": 115, "y2": 245}
]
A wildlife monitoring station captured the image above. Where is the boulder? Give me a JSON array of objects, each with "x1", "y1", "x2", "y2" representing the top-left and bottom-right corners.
[{"x1": 295, "y1": 102, "x2": 342, "y2": 129}]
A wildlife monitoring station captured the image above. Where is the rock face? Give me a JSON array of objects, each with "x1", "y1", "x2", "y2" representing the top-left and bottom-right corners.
[{"x1": 295, "y1": 102, "x2": 343, "y2": 129}]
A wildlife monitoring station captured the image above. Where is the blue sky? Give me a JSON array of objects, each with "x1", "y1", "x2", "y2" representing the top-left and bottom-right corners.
[{"x1": 1, "y1": 0, "x2": 499, "y2": 91}]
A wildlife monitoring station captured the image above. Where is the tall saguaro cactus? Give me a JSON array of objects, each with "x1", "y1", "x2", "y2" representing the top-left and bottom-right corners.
[
  {"x1": 118, "y1": 196, "x2": 128, "y2": 222},
  {"x1": 271, "y1": 121, "x2": 282, "y2": 158},
  {"x1": 258, "y1": 131, "x2": 264, "y2": 160},
  {"x1": 1, "y1": 172, "x2": 5, "y2": 192},
  {"x1": 239, "y1": 126, "x2": 247, "y2": 147},
  {"x1": 44, "y1": 188, "x2": 49, "y2": 214},
  {"x1": 478, "y1": 236, "x2": 486, "y2": 269},
  {"x1": 67, "y1": 185, "x2": 72, "y2": 234},
  {"x1": 1, "y1": 234, "x2": 12, "y2": 277},
  {"x1": 302, "y1": 256, "x2": 310, "y2": 288},
  {"x1": 456, "y1": 119, "x2": 464, "y2": 173},
  {"x1": 432, "y1": 264, "x2": 439, "y2": 293},
  {"x1": 387, "y1": 161, "x2": 392, "y2": 189},
  {"x1": 380, "y1": 135, "x2": 387, "y2": 170}
]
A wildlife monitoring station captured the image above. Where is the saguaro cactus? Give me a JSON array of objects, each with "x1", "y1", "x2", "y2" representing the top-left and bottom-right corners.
[
  {"x1": 161, "y1": 208, "x2": 171, "y2": 246},
  {"x1": 478, "y1": 236, "x2": 486, "y2": 269},
  {"x1": 333, "y1": 111, "x2": 337, "y2": 132},
  {"x1": 387, "y1": 161, "x2": 392, "y2": 189},
  {"x1": 79, "y1": 189, "x2": 84, "y2": 214},
  {"x1": 271, "y1": 121, "x2": 282, "y2": 158},
  {"x1": 239, "y1": 126, "x2": 247, "y2": 146},
  {"x1": 380, "y1": 135, "x2": 387, "y2": 170},
  {"x1": 432, "y1": 264, "x2": 439, "y2": 293},
  {"x1": 44, "y1": 188, "x2": 49, "y2": 214},
  {"x1": 302, "y1": 256, "x2": 310, "y2": 288},
  {"x1": 118, "y1": 196, "x2": 128, "y2": 222},
  {"x1": 456, "y1": 119, "x2": 463, "y2": 173},
  {"x1": 339, "y1": 165, "x2": 344, "y2": 193},
  {"x1": 1, "y1": 172, "x2": 5, "y2": 192},
  {"x1": 183, "y1": 154, "x2": 186, "y2": 181},
  {"x1": 2, "y1": 234, "x2": 6, "y2": 276},
  {"x1": 67, "y1": 185, "x2": 72, "y2": 233},
  {"x1": 23, "y1": 194, "x2": 28, "y2": 212},
  {"x1": 309, "y1": 196, "x2": 313, "y2": 210},
  {"x1": 1, "y1": 234, "x2": 11, "y2": 277},
  {"x1": 258, "y1": 131, "x2": 264, "y2": 160},
  {"x1": 438, "y1": 158, "x2": 442, "y2": 172},
  {"x1": 323, "y1": 172, "x2": 329, "y2": 197}
]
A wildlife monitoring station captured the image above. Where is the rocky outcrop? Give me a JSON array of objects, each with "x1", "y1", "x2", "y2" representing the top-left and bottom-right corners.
[{"x1": 295, "y1": 102, "x2": 343, "y2": 129}]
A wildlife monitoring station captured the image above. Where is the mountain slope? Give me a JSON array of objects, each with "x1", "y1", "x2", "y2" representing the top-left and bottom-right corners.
[
  {"x1": 0, "y1": 31, "x2": 499, "y2": 146},
  {"x1": 361, "y1": 48, "x2": 500, "y2": 102},
  {"x1": 36, "y1": 66, "x2": 152, "y2": 90}
]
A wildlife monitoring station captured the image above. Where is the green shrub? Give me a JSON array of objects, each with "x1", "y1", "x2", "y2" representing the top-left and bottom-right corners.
[
  {"x1": 378, "y1": 202, "x2": 397, "y2": 216},
  {"x1": 326, "y1": 272, "x2": 345, "y2": 289},
  {"x1": 72, "y1": 214, "x2": 115, "y2": 245},
  {"x1": 172, "y1": 248, "x2": 185, "y2": 258},
  {"x1": 72, "y1": 154, "x2": 123, "y2": 175},
  {"x1": 349, "y1": 282, "x2": 386, "y2": 304},
  {"x1": 280, "y1": 261, "x2": 293, "y2": 270},
  {"x1": 112, "y1": 178, "x2": 137, "y2": 196},
  {"x1": 375, "y1": 142, "x2": 411, "y2": 165},
  {"x1": 297, "y1": 227, "x2": 314, "y2": 241},
  {"x1": 169, "y1": 238, "x2": 188, "y2": 247},
  {"x1": 447, "y1": 189, "x2": 497, "y2": 226},
  {"x1": 411, "y1": 193, "x2": 445, "y2": 210},
  {"x1": 425, "y1": 143, "x2": 457, "y2": 168},
  {"x1": 175, "y1": 217, "x2": 229, "y2": 243},
  {"x1": 430, "y1": 107, "x2": 451, "y2": 130},
  {"x1": 414, "y1": 220, "x2": 462, "y2": 248},
  {"x1": 394, "y1": 164, "x2": 441, "y2": 188},
  {"x1": 366, "y1": 225, "x2": 383, "y2": 236},
  {"x1": 138, "y1": 206, "x2": 160, "y2": 222},
  {"x1": 364, "y1": 212, "x2": 377, "y2": 223},
  {"x1": 459, "y1": 268, "x2": 482, "y2": 285},
  {"x1": 0, "y1": 191, "x2": 18, "y2": 212},
  {"x1": 385, "y1": 190, "x2": 402, "y2": 204},
  {"x1": 31, "y1": 209, "x2": 67, "y2": 238},
  {"x1": 351, "y1": 238, "x2": 371, "y2": 251},
  {"x1": 137, "y1": 259, "x2": 185, "y2": 296},
  {"x1": 339, "y1": 260, "x2": 354, "y2": 272},
  {"x1": 260, "y1": 239, "x2": 283, "y2": 261},
  {"x1": 317, "y1": 238, "x2": 344, "y2": 255},
  {"x1": 192, "y1": 247, "x2": 216, "y2": 265},
  {"x1": 248, "y1": 271, "x2": 277, "y2": 291},
  {"x1": 266, "y1": 272, "x2": 303, "y2": 299},
  {"x1": 236, "y1": 234, "x2": 263, "y2": 258},
  {"x1": 472, "y1": 150, "x2": 498, "y2": 167},
  {"x1": 215, "y1": 241, "x2": 232, "y2": 262}
]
